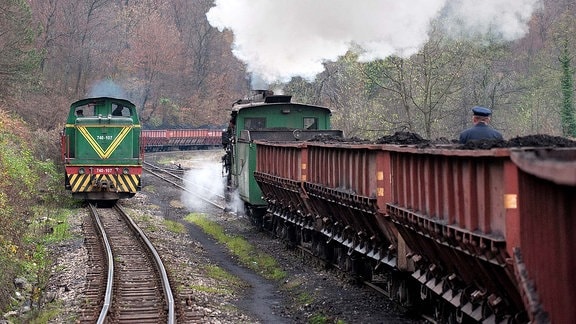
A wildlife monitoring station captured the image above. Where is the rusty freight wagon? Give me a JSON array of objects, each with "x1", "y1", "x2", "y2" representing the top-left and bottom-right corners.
[
  {"x1": 141, "y1": 129, "x2": 221, "y2": 151},
  {"x1": 251, "y1": 138, "x2": 576, "y2": 323}
]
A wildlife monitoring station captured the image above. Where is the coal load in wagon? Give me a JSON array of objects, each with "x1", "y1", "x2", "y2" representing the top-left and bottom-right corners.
[
  {"x1": 309, "y1": 131, "x2": 576, "y2": 149},
  {"x1": 462, "y1": 134, "x2": 576, "y2": 150}
]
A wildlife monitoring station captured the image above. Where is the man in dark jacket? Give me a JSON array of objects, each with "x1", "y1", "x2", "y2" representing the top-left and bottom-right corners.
[{"x1": 459, "y1": 106, "x2": 503, "y2": 144}]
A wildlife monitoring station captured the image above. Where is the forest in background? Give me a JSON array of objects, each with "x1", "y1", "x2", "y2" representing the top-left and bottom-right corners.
[
  {"x1": 0, "y1": 0, "x2": 575, "y2": 315},
  {"x1": 2, "y1": 0, "x2": 576, "y2": 150}
]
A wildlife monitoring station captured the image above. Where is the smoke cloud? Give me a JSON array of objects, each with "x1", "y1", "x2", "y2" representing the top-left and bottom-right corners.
[
  {"x1": 88, "y1": 79, "x2": 128, "y2": 100},
  {"x1": 207, "y1": 0, "x2": 541, "y2": 84}
]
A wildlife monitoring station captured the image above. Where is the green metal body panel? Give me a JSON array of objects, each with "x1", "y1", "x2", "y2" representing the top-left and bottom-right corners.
[
  {"x1": 235, "y1": 103, "x2": 332, "y2": 131},
  {"x1": 64, "y1": 97, "x2": 141, "y2": 166},
  {"x1": 231, "y1": 101, "x2": 332, "y2": 206},
  {"x1": 74, "y1": 123, "x2": 137, "y2": 163},
  {"x1": 235, "y1": 141, "x2": 261, "y2": 205}
]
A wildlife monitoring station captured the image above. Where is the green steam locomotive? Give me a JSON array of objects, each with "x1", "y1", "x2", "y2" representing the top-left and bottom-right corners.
[{"x1": 221, "y1": 90, "x2": 342, "y2": 219}]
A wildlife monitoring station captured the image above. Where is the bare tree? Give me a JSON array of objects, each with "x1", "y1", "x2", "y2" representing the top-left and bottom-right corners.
[
  {"x1": 362, "y1": 30, "x2": 469, "y2": 139},
  {"x1": 114, "y1": 1, "x2": 183, "y2": 124},
  {"x1": 0, "y1": 0, "x2": 38, "y2": 99}
]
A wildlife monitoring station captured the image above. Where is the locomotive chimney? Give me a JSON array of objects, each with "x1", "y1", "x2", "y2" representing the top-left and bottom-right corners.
[{"x1": 252, "y1": 89, "x2": 274, "y2": 101}]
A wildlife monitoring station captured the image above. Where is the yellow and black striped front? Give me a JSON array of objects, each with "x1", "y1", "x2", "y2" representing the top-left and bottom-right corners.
[{"x1": 68, "y1": 173, "x2": 141, "y2": 193}]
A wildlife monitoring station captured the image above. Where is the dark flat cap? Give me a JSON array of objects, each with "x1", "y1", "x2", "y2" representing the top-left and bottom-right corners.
[{"x1": 472, "y1": 106, "x2": 492, "y2": 117}]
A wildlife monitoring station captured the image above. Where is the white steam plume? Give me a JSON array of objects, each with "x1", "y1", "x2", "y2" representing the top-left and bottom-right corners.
[
  {"x1": 181, "y1": 161, "x2": 226, "y2": 212},
  {"x1": 180, "y1": 160, "x2": 245, "y2": 215},
  {"x1": 439, "y1": 0, "x2": 539, "y2": 41},
  {"x1": 207, "y1": 0, "x2": 541, "y2": 84}
]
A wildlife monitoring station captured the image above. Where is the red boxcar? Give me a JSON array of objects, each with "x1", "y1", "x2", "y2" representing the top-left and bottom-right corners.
[
  {"x1": 383, "y1": 146, "x2": 523, "y2": 321},
  {"x1": 141, "y1": 130, "x2": 169, "y2": 150},
  {"x1": 255, "y1": 141, "x2": 415, "y2": 305},
  {"x1": 510, "y1": 148, "x2": 576, "y2": 324},
  {"x1": 254, "y1": 140, "x2": 576, "y2": 322},
  {"x1": 141, "y1": 129, "x2": 221, "y2": 151}
]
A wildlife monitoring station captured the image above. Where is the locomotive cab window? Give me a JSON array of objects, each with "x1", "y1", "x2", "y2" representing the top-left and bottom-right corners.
[
  {"x1": 304, "y1": 117, "x2": 318, "y2": 130},
  {"x1": 112, "y1": 104, "x2": 131, "y2": 117},
  {"x1": 244, "y1": 118, "x2": 266, "y2": 130},
  {"x1": 75, "y1": 106, "x2": 94, "y2": 117}
]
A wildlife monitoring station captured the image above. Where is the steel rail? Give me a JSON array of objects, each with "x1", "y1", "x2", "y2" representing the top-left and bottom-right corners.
[
  {"x1": 87, "y1": 204, "x2": 114, "y2": 324},
  {"x1": 88, "y1": 203, "x2": 175, "y2": 324},
  {"x1": 114, "y1": 204, "x2": 175, "y2": 324}
]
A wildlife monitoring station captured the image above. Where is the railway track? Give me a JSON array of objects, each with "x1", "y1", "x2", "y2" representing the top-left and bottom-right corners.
[{"x1": 80, "y1": 203, "x2": 175, "y2": 323}]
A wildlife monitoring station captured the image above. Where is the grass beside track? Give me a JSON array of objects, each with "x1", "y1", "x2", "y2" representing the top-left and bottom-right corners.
[{"x1": 184, "y1": 213, "x2": 286, "y2": 281}]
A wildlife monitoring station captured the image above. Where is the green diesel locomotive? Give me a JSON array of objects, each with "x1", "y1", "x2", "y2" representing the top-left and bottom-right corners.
[
  {"x1": 61, "y1": 97, "x2": 142, "y2": 201},
  {"x1": 222, "y1": 90, "x2": 342, "y2": 219}
]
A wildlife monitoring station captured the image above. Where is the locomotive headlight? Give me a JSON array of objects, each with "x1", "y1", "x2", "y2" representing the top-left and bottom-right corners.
[
  {"x1": 122, "y1": 168, "x2": 130, "y2": 175},
  {"x1": 78, "y1": 168, "x2": 85, "y2": 175}
]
